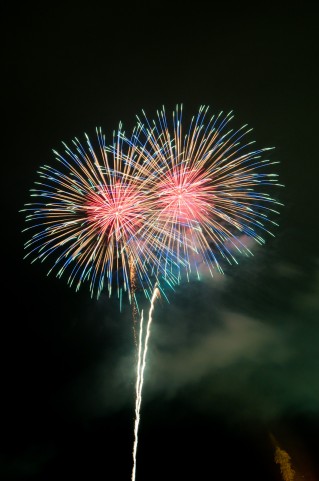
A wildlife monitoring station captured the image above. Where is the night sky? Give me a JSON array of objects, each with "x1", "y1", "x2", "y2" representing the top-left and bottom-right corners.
[{"x1": 3, "y1": 3, "x2": 319, "y2": 480}]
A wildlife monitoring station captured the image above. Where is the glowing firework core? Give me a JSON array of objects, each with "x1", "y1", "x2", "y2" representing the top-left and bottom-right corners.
[
  {"x1": 86, "y1": 182, "x2": 145, "y2": 242},
  {"x1": 157, "y1": 168, "x2": 211, "y2": 224}
]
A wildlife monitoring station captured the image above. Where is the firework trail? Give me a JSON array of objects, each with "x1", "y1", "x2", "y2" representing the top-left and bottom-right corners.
[
  {"x1": 131, "y1": 286, "x2": 160, "y2": 481},
  {"x1": 129, "y1": 256, "x2": 139, "y2": 346}
]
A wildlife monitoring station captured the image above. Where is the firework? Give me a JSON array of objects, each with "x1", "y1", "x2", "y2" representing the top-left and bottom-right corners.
[
  {"x1": 22, "y1": 106, "x2": 281, "y2": 300},
  {"x1": 21, "y1": 127, "x2": 171, "y2": 301},
  {"x1": 21, "y1": 106, "x2": 282, "y2": 481},
  {"x1": 123, "y1": 105, "x2": 282, "y2": 282}
]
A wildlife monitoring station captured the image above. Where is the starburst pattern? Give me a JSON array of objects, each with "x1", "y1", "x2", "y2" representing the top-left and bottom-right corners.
[
  {"x1": 22, "y1": 106, "x2": 282, "y2": 300},
  {"x1": 124, "y1": 105, "x2": 282, "y2": 281},
  {"x1": 21, "y1": 127, "x2": 167, "y2": 301}
]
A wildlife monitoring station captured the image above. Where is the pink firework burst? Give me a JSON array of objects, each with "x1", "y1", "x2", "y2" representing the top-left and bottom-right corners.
[
  {"x1": 86, "y1": 182, "x2": 146, "y2": 243},
  {"x1": 125, "y1": 105, "x2": 282, "y2": 281},
  {"x1": 21, "y1": 127, "x2": 168, "y2": 301},
  {"x1": 156, "y1": 168, "x2": 210, "y2": 224}
]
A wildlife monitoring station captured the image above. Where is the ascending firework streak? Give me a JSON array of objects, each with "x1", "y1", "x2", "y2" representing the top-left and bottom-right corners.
[{"x1": 131, "y1": 286, "x2": 160, "y2": 481}]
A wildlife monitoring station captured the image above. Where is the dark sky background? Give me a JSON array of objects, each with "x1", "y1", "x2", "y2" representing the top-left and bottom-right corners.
[{"x1": 2, "y1": 3, "x2": 319, "y2": 480}]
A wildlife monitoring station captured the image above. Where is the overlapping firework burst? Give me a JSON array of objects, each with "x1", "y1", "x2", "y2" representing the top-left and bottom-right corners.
[{"x1": 21, "y1": 105, "x2": 282, "y2": 302}]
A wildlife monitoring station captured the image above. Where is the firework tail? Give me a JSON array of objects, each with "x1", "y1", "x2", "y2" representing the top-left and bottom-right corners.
[
  {"x1": 131, "y1": 310, "x2": 144, "y2": 481},
  {"x1": 131, "y1": 286, "x2": 159, "y2": 481}
]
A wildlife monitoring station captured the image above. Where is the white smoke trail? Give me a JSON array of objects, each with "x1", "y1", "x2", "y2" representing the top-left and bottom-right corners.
[{"x1": 131, "y1": 287, "x2": 159, "y2": 481}]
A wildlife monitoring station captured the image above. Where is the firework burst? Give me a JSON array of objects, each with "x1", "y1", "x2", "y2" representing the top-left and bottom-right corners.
[
  {"x1": 21, "y1": 127, "x2": 170, "y2": 301},
  {"x1": 123, "y1": 105, "x2": 282, "y2": 282},
  {"x1": 21, "y1": 106, "x2": 282, "y2": 300}
]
